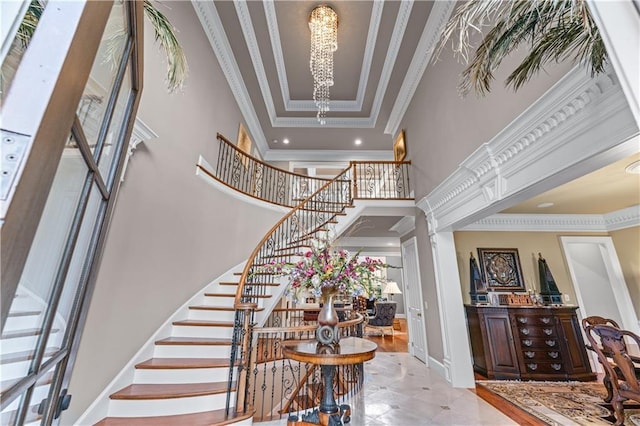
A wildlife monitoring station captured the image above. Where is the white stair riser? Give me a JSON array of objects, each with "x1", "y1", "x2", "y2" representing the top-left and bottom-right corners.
[
  {"x1": 107, "y1": 392, "x2": 234, "y2": 417},
  {"x1": 153, "y1": 344, "x2": 232, "y2": 359},
  {"x1": 0, "y1": 334, "x2": 62, "y2": 354},
  {"x1": 133, "y1": 367, "x2": 232, "y2": 384},
  {"x1": 171, "y1": 325, "x2": 233, "y2": 339},
  {"x1": 188, "y1": 309, "x2": 235, "y2": 322},
  {"x1": 4, "y1": 315, "x2": 43, "y2": 331}
]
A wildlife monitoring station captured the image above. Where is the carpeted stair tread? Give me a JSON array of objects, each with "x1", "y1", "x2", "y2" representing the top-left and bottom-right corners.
[
  {"x1": 110, "y1": 381, "x2": 234, "y2": 400},
  {"x1": 135, "y1": 357, "x2": 232, "y2": 369},
  {"x1": 94, "y1": 408, "x2": 252, "y2": 425},
  {"x1": 172, "y1": 320, "x2": 234, "y2": 327},
  {"x1": 154, "y1": 337, "x2": 233, "y2": 346}
]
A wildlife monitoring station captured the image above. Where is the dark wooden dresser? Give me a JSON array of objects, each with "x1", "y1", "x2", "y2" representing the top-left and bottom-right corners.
[{"x1": 465, "y1": 305, "x2": 595, "y2": 381}]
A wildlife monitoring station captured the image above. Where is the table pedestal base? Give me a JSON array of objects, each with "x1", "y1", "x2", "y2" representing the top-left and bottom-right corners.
[{"x1": 287, "y1": 404, "x2": 351, "y2": 426}]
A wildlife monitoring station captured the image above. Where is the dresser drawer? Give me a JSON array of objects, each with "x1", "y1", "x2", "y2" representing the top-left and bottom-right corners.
[
  {"x1": 521, "y1": 349, "x2": 562, "y2": 361},
  {"x1": 519, "y1": 337, "x2": 561, "y2": 349},
  {"x1": 516, "y1": 326, "x2": 557, "y2": 338},
  {"x1": 522, "y1": 361, "x2": 566, "y2": 374},
  {"x1": 514, "y1": 315, "x2": 555, "y2": 326}
]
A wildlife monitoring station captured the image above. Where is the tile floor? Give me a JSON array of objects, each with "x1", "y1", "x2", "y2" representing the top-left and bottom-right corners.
[{"x1": 260, "y1": 352, "x2": 517, "y2": 425}]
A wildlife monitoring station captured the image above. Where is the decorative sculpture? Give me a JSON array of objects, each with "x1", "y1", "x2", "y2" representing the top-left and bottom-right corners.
[
  {"x1": 538, "y1": 253, "x2": 563, "y2": 305},
  {"x1": 469, "y1": 252, "x2": 489, "y2": 304}
]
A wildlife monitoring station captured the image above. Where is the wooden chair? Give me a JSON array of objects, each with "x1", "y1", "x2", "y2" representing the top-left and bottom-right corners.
[
  {"x1": 582, "y1": 316, "x2": 621, "y2": 402},
  {"x1": 584, "y1": 323, "x2": 640, "y2": 425}
]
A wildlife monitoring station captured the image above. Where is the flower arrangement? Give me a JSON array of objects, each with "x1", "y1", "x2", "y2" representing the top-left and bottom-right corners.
[{"x1": 264, "y1": 237, "x2": 393, "y2": 302}]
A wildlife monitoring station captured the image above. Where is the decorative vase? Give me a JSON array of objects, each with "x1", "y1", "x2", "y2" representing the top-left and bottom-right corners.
[{"x1": 316, "y1": 291, "x2": 340, "y2": 345}]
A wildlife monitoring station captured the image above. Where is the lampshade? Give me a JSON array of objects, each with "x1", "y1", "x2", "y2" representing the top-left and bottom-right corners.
[{"x1": 382, "y1": 281, "x2": 402, "y2": 295}]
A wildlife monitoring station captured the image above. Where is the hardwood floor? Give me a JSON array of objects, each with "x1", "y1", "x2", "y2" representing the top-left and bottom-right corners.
[{"x1": 363, "y1": 319, "x2": 408, "y2": 352}]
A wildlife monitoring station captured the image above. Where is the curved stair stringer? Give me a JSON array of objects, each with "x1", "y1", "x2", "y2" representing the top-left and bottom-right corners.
[{"x1": 76, "y1": 261, "x2": 250, "y2": 426}]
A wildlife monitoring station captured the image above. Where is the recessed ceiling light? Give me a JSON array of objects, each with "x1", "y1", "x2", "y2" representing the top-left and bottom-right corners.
[
  {"x1": 387, "y1": 242, "x2": 393, "y2": 246},
  {"x1": 272, "y1": 139, "x2": 278, "y2": 144},
  {"x1": 537, "y1": 202, "x2": 554, "y2": 208},
  {"x1": 283, "y1": 138, "x2": 290, "y2": 144},
  {"x1": 625, "y1": 160, "x2": 640, "y2": 174},
  {"x1": 355, "y1": 139, "x2": 362, "y2": 145}
]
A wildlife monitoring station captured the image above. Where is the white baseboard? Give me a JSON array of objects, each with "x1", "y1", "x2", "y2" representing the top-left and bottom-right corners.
[{"x1": 428, "y1": 356, "x2": 446, "y2": 380}]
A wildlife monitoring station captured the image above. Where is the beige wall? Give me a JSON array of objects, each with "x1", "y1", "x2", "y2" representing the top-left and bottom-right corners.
[
  {"x1": 611, "y1": 226, "x2": 640, "y2": 313},
  {"x1": 400, "y1": 45, "x2": 573, "y2": 362},
  {"x1": 454, "y1": 229, "x2": 640, "y2": 315},
  {"x1": 66, "y1": 3, "x2": 283, "y2": 422}
]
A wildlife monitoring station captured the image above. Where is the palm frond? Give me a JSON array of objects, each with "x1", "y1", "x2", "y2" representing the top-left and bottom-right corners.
[
  {"x1": 143, "y1": 0, "x2": 188, "y2": 93},
  {"x1": 436, "y1": 0, "x2": 608, "y2": 97},
  {"x1": 14, "y1": 0, "x2": 188, "y2": 93}
]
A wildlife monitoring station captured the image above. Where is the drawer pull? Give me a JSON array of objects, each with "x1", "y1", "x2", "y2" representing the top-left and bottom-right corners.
[
  {"x1": 523, "y1": 339, "x2": 533, "y2": 347},
  {"x1": 525, "y1": 351, "x2": 535, "y2": 358},
  {"x1": 545, "y1": 340, "x2": 556, "y2": 347},
  {"x1": 520, "y1": 328, "x2": 530, "y2": 335},
  {"x1": 540, "y1": 317, "x2": 551, "y2": 324},
  {"x1": 543, "y1": 328, "x2": 553, "y2": 335},
  {"x1": 548, "y1": 351, "x2": 559, "y2": 359},
  {"x1": 527, "y1": 363, "x2": 538, "y2": 370},
  {"x1": 517, "y1": 317, "x2": 528, "y2": 324},
  {"x1": 551, "y1": 363, "x2": 562, "y2": 371}
]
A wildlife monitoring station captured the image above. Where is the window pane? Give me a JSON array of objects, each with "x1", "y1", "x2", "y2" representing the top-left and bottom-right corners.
[
  {"x1": 1, "y1": 1, "x2": 49, "y2": 98},
  {"x1": 44, "y1": 184, "x2": 104, "y2": 353},
  {"x1": 76, "y1": 1, "x2": 128, "y2": 152},
  {"x1": 0, "y1": 391, "x2": 25, "y2": 425},
  {"x1": 99, "y1": 65, "x2": 132, "y2": 184},
  {"x1": 0, "y1": 140, "x2": 88, "y2": 395}
]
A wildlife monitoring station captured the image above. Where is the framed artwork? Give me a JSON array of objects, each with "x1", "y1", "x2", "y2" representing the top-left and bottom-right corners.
[
  {"x1": 477, "y1": 248, "x2": 525, "y2": 291},
  {"x1": 236, "y1": 123, "x2": 252, "y2": 168},
  {"x1": 393, "y1": 129, "x2": 406, "y2": 162}
]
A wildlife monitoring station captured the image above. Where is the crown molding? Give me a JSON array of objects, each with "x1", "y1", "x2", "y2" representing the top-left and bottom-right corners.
[
  {"x1": 459, "y1": 205, "x2": 639, "y2": 232},
  {"x1": 230, "y1": 0, "x2": 412, "y2": 128},
  {"x1": 417, "y1": 65, "x2": 639, "y2": 233},
  {"x1": 192, "y1": 0, "x2": 269, "y2": 154},
  {"x1": 385, "y1": 0, "x2": 455, "y2": 136}
]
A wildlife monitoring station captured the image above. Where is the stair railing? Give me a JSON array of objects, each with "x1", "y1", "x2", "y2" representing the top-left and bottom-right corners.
[
  {"x1": 226, "y1": 165, "x2": 353, "y2": 418},
  {"x1": 199, "y1": 133, "x2": 414, "y2": 419}
]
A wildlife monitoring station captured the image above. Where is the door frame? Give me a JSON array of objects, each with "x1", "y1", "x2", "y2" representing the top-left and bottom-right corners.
[
  {"x1": 401, "y1": 236, "x2": 428, "y2": 363},
  {"x1": 561, "y1": 236, "x2": 639, "y2": 333}
]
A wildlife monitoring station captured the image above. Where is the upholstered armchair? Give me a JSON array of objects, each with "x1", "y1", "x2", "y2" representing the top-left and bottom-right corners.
[{"x1": 365, "y1": 301, "x2": 397, "y2": 337}]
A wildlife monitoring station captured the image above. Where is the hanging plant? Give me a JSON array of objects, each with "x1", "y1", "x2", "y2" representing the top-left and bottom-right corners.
[{"x1": 435, "y1": 0, "x2": 608, "y2": 97}]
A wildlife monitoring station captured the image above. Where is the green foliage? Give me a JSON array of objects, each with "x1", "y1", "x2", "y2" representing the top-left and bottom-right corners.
[
  {"x1": 436, "y1": 0, "x2": 607, "y2": 96},
  {"x1": 16, "y1": 0, "x2": 188, "y2": 93}
]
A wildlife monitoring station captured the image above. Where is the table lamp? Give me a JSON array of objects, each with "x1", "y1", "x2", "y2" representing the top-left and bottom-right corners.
[{"x1": 382, "y1": 280, "x2": 402, "y2": 301}]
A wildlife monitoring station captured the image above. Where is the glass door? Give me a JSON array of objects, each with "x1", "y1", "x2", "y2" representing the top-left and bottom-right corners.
[{"x1": 0, "y1": 1, "x2": 143, "y2": 424}]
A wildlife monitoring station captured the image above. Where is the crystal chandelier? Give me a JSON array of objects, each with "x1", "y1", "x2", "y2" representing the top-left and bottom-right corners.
[{"x1": 309, "y1": 5, "x2": 338, "y2": 125}]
